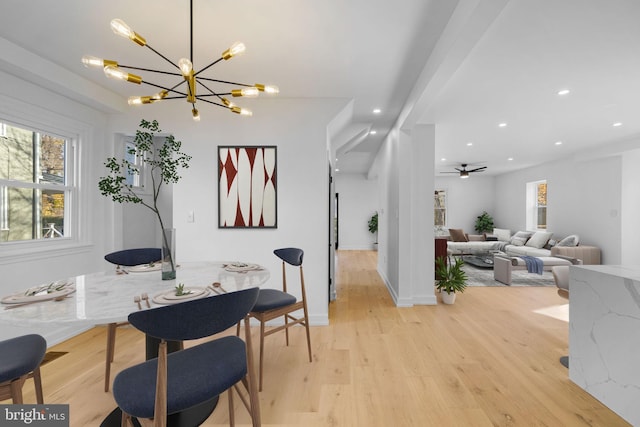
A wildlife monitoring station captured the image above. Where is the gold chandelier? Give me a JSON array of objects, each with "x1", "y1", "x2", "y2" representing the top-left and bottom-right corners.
[{"x1": 82, "y1": 0, "x2": 278, "y2": 121}]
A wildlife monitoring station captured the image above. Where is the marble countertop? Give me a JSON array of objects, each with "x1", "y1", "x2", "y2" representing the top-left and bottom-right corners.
[
  {"x1": 0, "y1": 261, "x2": 270, "y2": 326},
  {"x1": 573, "y1": 264, "x2": 640, "y2": 281}
]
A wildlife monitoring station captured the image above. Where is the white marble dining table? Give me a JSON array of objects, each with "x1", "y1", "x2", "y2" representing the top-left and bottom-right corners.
[{"x1": 0, "y1": 261, "x2": 270, "y2": 326}]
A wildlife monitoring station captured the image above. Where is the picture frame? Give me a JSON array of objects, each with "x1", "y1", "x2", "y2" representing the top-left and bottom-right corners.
[{"x1": 218, "y1": 146, "x2": 277, "y2": 228}]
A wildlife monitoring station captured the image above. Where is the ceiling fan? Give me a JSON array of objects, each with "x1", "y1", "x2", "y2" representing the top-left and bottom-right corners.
[{"x1": 442, "y1": 163, "x2": 487, "y2": 179}]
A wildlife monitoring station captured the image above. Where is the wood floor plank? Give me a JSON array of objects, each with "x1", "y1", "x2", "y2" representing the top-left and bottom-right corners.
[{"x1": 4, "y1": 250, "x2": 630, "y2": 426}]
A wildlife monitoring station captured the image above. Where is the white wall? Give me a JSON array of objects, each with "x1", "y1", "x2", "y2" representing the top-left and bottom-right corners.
[
  {"x1": 108, "y1": 97, "x2": 347, "y2": 326},
  {"x1": 0, "y1": 70, "x2": 112, "y2": 344},
  {"x1": 494, "y1": 155, "x2": 622, "y2": 264},
  {"x1": 334, "y1": 173, "x2": 379, "y2": 250},
  {"x1": 434, "y1": 175, "x2": 496, "y2": 234}
]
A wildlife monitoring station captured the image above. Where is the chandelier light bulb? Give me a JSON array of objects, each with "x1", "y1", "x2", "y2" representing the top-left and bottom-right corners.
[
  {"x1": 128, "y1": 96, "x2": 143, "y2": 106},
  {"x1": 110, "y1": 19, "x2": 133, "y2": 38},
  {"x1": 178, "y1": 58, "x2": 193, "y2": 76},
  {"x1": 192, "y1": 108, "x2": 201, "y2": 121},
  {"x1": 240, "y1": 108, "x2": 253, "y2": 116},
  {"x1": 104, "y1": 65, "x2": 142, "y2": 84},
  {"x1": 222, "y1": 42, "x2": 246, "y2": 60},
  {"x1": 232, "y1": 87, "x2": 259, "y2": 98},
  {"x1": 255, "y1": 84, "x2": 279, "y2": 94},
  {"x1": 152, "y1": 90, "x2": 168, "y2": 101},
  {"x1": 82, "y1": 55, "x2": 104, "y2": 68}
]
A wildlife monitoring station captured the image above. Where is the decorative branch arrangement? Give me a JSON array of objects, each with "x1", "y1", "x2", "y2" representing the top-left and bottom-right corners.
[{"x1": 98, "y1": 119, "x2": 191, "y2": 276}]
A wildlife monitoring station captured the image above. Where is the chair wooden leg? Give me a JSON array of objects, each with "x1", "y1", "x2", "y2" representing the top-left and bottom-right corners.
[
  {"x1": 284, "y1": 315, "x2": 290, "y2": 347},
  {"x1": 10, "y1": 378, "x2": 23, "y2": 404},
  {"x1": 259, "y1": 321, "x2": 265, "y2": 392},
  {"x1": 33, "y1": 367, "x2": 44, "y2": 404},
  {"x1": 228, "y1": 388, "x2": 235, "y2": 427},
  {"x1": 244, "y1": 316, "x2": 261, "y2": 427},
  {"x1": 105, "y1": 322, "x2": 117, "y2": 392}
]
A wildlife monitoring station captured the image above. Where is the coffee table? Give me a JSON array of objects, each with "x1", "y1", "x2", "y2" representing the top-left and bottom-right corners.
[{"x1": 462, "y1": 251, "x2": 503, "y2": 269}]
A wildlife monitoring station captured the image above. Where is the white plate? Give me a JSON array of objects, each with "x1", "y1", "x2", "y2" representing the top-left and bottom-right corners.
[
  {"x1": 152, "y1": 287, "x2": 210, "y2": 305},
  {"x1": 1, "y1": 281, "x2": 76, "y2": 305},
  {"x1": 223, "y1": 262, "x2": 263, "y2": 272},
  {"x1": 127, "y1": 263, "x2": 162, "y2": 272}
]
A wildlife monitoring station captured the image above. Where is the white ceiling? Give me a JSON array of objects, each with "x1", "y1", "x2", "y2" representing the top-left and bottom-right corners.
[{"x1": 1, "y1": 0, "x2": 639, "y2": 177}]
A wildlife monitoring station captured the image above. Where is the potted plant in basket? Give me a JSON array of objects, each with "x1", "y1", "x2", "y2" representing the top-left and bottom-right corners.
[
  {"x1": 98, "y1": 119, "x2": 191, "y2": 280},
  {"x1": 435, "y1": 257, "x2": 468, "y2": 304},
  {"x1": 474, "y1": 211, "x2": 494, "y2": 234}
]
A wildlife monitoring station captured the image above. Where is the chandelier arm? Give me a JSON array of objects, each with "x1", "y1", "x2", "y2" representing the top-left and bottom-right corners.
[
  {"x1": 196, "y1": 77, "x2": 254, "y2": 87},
  {"x1": 118, "y1": 65, "x2": 182, "y2": 77},
  {"x1": 196, "y1": 97, "x2": 231, "y2": 109},
  {"x1": 144, "y1": 44, "x2": 179, "y2": 70},
  {"x1": 193, "y1": 58, "x2": 224, "y2": 77},
  {"x1": 195, "y1": 79, "x2": 221, "y2": 97},
  {"x1": 140, "y1": 81, "x2": 188, "y2": 97}
]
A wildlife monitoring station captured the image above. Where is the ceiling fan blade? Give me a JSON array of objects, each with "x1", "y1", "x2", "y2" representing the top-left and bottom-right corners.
[
  {"x1": 454, "y1": 167, "x2": 463, "y2": 172},
  {"x1": 468, "y1": 166, "x2": 487, "y2": 173}
]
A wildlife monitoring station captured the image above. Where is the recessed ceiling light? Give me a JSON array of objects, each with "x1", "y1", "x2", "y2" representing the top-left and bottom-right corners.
[
  {"x1": 373, "y1": 108, "x2": 381, "y2": 114},
  {"x1": 335, "y1": 168, "x2": 340, "y2": 172},
  {"x1": 613, "y1": 122, "x2": 623, "y2": 127},
  {"x1": 557, "y1": 89, "x2": 570, "y2": 96},
  {"x1": 498, "y1": 123, "x2": 507, "y2": 128},
  {"x1": 467, "y1": 142, "x2": 473, "y2": 146},
  {"x1": 555, "y1": 141, "x2": 563, "y2": 145},
  {"x1": 369, "y1": 130, "x2": 377, "y2": 135},
  {"x1": 507, "y1": 157, "x2": 514, "y2": 161},
  {"x1": 441, "y1": 158, "x2": 446, "y2": 162}
]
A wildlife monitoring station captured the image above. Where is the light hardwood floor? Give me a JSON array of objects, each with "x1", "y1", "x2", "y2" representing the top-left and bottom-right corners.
[{"x1": 10, "y1": 250, "x2": 630, "y2": 426}]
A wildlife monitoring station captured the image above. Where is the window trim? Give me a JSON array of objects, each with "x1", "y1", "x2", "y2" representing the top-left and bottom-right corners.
[
  {"x1": 526, "y1": 180, "x2": 547, "y2": 231},
  {"x1": 0, "y1": 95, "x2": 93, "y2": 262}
]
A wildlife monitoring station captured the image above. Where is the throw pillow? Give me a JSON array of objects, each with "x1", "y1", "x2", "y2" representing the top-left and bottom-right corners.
[
  {"x1": 525, "y1": 231, "x2": 553, "y2": 249},
  {"x1": 557, "y1": 234, "x2": 580, "y2": 247},
  {"x1": 510, "y1": 237, "x2": 527, "y2": 246},
  {"x1": 493, "y1": 228, "x2": 511, "y2": 242},
  {"x1": 448, "y1": 228, "x2": 468, "y2": 242},
  {"x1": 467, "y1": 234, "x2": 485, "y2": 241},
  {"x1": 509, "y1": 231, "x2": 533, "y2": 245}
]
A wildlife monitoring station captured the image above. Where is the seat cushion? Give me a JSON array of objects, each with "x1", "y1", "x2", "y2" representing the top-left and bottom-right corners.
[
  {"x1": 252, "y1": 289, "x2": 297, "y2": 312},
  {"x1": 113, "y1": 336, "x2": 246, "y2": 419},
  {"x1": 0, "y1": 334, "x2": 47, "y2": 383}
]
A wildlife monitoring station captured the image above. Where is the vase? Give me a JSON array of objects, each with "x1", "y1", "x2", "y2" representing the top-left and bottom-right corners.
[
  {"x1": 441, "y1": 290, "x2": 456, "y2": 304},
  {"x1": 161, "y1": 228, "x2": 176, "y2": 280}
]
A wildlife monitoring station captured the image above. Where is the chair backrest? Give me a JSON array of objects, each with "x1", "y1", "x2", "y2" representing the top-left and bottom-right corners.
[
  {"x1": 128, "y1": 287, "x2": 259, "y2": 341},
  {"x1": 104, "y1": 248, "x2": 161, "y2": 266},
  {"x1": 274, "y1": 248, "x2": 303, "y2": 266}
]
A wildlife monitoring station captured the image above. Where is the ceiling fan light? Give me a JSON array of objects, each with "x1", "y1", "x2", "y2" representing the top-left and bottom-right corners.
[
  {"x1": 222, "y1": 42, "x2": 246, "y2": 60},
  {"x1": 460, "y1": 171, "x2": 469, "y2": 179}
]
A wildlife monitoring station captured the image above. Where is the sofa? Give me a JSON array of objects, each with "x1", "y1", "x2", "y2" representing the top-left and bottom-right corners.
[{"x1": 446, "y1": 228, "x2": 601, "y2": 264}]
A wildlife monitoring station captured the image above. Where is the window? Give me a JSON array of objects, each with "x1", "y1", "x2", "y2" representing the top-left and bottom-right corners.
[
  {"x1": 124, "y1": 139, "x2": 145, "y2": 188},
  {"x1": 434, "y1": 190, "x2": 447, "y2": 233},
  {"x1": 526, "y1": 180, "x2": 547, "y2": 230},
  {"x1": 0, "y1": 122, "x2": 73, "y2": 242}
]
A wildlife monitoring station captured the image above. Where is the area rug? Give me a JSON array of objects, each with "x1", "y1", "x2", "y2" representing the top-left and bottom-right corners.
[{"x1": 462, "y1": 264, "x2": 555, "y2": 287}]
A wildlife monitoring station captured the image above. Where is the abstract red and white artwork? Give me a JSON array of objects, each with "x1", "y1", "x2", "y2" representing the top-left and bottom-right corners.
[{"x1": 218, "y1": 146, "x2": 277, "y2": 228}]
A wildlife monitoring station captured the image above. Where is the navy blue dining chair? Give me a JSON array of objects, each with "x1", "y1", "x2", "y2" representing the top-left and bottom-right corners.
[
  {"x1": 245, "y1": 247, "x2": 312, "y2": 391},
  {"x1": 112, "y1": 287, "x2": 261, "y2": 427},
  {"x1": 103, "y1": 247, "x2": 161, "y2": 392},
  {"x1": 0, "y1": 334, "x2": 47, "y2": 404}
]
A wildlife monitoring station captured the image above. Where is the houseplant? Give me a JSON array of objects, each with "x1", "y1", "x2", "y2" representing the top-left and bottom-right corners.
[
  {"x1": 435, "y1": 257, "x2": 468, "y2": 304},
  {"x1": 368, "y1": 212, "x2": 378, "y2": 249},
  {"x1": 474, "y1": 211, "x2": 494, "y2": 234},
  {"x1": 98, "y1": 119, "x2": 191, "y2": 279}
]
